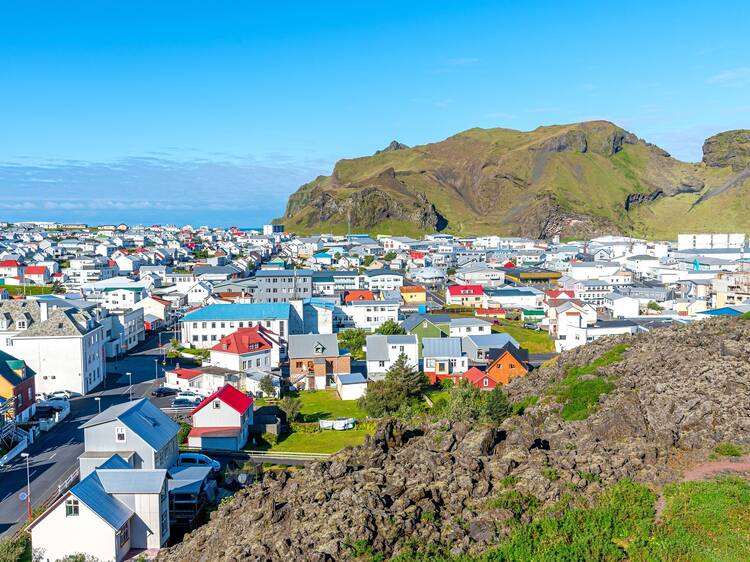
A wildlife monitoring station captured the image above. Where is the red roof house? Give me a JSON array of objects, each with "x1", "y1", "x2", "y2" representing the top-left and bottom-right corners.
[
  {"x1": 343, "y1": 290, "x2": 376, "y2": 303},
  {"x1": 446, "y1": 285, "x2": 485, "y2": 308},
  {"x1": 188, "y1": 384, "x2": 254, "y2": 451},
  {"x1": 209, "y1": 326, "x2": 277, "y2": 371}
]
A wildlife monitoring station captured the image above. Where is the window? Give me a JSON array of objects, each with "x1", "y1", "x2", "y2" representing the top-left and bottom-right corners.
[
  {"x1": 115, "y1": 427, "x2": 126, "y2": 442},
  {"x1": 296, "y1": 361, "x2": 303, "y2": 368},
  {"x1": 117, "y1": 523, "x2": 130, "y2": 547},
  {"x1": 378, "y1": 361, "x2": 385, "y2": 368},
  {"x1": 65, "y1": 499, "x2": 79, "y2": 517},
  {"x1": 213, "y1": 400, "x2": 221, "y2": 409},
  {"x1": 483, "y1": 378, "x2": 489, "y2": 387}
]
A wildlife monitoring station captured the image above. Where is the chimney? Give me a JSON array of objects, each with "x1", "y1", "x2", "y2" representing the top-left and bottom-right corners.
[{"x1": 40, "y1": 301, "x2": 48, "y2": 322}]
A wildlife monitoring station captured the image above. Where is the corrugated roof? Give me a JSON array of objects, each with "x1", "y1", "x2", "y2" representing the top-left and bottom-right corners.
[
  {"x1": 422, "y1": 337, "x2": 463, "y2": 358},
  {"x1": 337, "y1": 373, "x2": 367, "y2": 385},
  {"x1": 81, "y1": 398, "x2": 179, "y2": 452},
  {"x1": 463, "y1": 333, "x2": 520, "y2": 350},
  {"x1": 71, "y1": 472, "x2": 134, "y2": 529},
  {"x1": 288, "y1": 334, "x2": 340, "y2": 359},
  {"x1": 97, "y1": 469, "x2": 166, "y2": 494},
  {"x1": 182, "y1": 303, "x2": 291, "y2": 322}
]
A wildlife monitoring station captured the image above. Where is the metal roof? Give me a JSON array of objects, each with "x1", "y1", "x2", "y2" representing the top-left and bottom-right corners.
[
  {"x1": 463, "y1": 333, "x2": 520, "y2": 350},
  {"x1": 422, "y1": 337, "x2": 463, "y2": 358},
  {"x1": 450, "y1": 317, "x2": 491, "y2": 327},
  {"x1": 182, "y1": 303, "x2": 291, "y2": 322},
  {"x1": 71, "y1": 471, "x2": 134, "y2": 530},
  {"x1": 337, "y1": 373, "x2": 367, "y2": 385},
  {"x1": 365, "y1": 334, "x2": 418, "y2": 361},
  {"x1": 81, "y1": 398, "x2": 179, "y2": 452},
  {"x1": 288, "y1": 334, "x2": 340, "y2": 359},
  {"x1": 97, "y1": 469, "x2": 166, "y2": 494}
]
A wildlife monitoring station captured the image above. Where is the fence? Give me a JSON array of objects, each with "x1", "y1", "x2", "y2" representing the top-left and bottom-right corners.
[{"x1": 0, "y1": 436, "x2": 28, "y2": 467}]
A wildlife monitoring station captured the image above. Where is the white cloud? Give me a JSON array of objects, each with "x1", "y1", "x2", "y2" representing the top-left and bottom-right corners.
[{"x1": 706, "y1": 67, "x2": 750, "y2": 85}]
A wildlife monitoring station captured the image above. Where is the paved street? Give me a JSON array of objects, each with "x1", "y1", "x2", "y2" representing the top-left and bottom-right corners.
[{"x1": 0, "y1": 332, "x2": 171, "y2": 538}]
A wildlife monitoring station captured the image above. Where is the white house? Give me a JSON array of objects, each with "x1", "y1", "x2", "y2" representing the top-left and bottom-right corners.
[
  {"x1": 8, "y1": 304, "x2": 106, "y2": 397},
  {"x1": 556, "y1": 318, "x2": 638, "y2": 352},
  {"x1": 187, "y1": 384, "x2": 254, "y2": 451},
  {"x1": 100, "y1": 286, "x2": 148, "y2": 311},
  {"x1": 339, "y1": 299, "x2": 400, "y2": 332},
  {"x1": 30, "y1": 455, "x2": 170, "y2": 562},
  {"x1": 603, "y1": 292, "x2": 640, "y2": 319},
  {"x1": 79, "y1": 398, "x2": 180, "y2": 478},
  {"x1": 568, "y1": 261, "x2": 622, "y2": 281},
  {"x1": 209, "y1": 326, "x2": 277, "y2": 370},
  {"x1": 364, "y1": 334, "x2": 419, "y2": 379},
  {"x1": 180, "y1": 303, "x2": 297, "y2": 352},
  {"x1": 449, "y1": 317, "x2": 492, "y2": 338}
]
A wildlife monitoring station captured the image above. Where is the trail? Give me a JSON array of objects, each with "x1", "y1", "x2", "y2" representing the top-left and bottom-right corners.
[{"x1": 654, "y1": 455, "x2": 750, "y2": 521}]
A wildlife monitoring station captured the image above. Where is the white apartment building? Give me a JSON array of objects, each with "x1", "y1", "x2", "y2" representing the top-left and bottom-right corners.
[
  {"x1": 677, "y1": 233, "x2": 746, "y2": 251},
  {"x1": 339, "y1": 300, "x2": 400, "y2": 332}
]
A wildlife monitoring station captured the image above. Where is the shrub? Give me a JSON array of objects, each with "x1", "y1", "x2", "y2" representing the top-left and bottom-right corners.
[
  {"x1": 542, "y1": 467, "x2": 560, "y2": 481},
  {"x1": 488, "y1": 490, "x2": 540, "y2": 520},
  {"x1": 439, "y1": 378, "x2": 454, "y2": 390},
  {"x1": 178, "y1": 422, "x2": 192, "y2": 444}
]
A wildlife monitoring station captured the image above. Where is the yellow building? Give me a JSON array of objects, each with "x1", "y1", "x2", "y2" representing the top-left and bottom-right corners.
[{"x1": 400, "y1": 285, "x2": 427, "y2": 305}]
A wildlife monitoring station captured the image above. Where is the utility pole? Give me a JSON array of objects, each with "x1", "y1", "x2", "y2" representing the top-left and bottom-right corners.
[
  {"x1": 20, "y1": 453, "x2": 31, "y2": 520},
  {"x1": 127, "y1": 372, "x2": 132, "y2": 401}
]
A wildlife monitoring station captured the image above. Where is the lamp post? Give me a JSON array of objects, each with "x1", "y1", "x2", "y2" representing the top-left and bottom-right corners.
[
  {"x1": 127, "y1": 372, "x2": 132, "y2": 401},
  {"x1": 20, "y1": 453, "x2": 31, "y2": 520},
  {"x1": 154, "y1": 358, "x2": 159, "y2": 382},
  {"x1": 94, "y1": 396, "x2": 101, "y2": 414}
]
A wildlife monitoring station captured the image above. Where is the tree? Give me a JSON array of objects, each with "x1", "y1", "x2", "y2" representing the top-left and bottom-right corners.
[
  {"x1": 334, "y1": 252, "x2": 342, "y2": 260},
  {"x1": 363, "y1": 255, "x2": 375, "y2": 266},
  {"x1": 484, "y1": 386, "x2": 512, "y2": 425},
  {"x1": 385, "y1": 353, "x2": 428, "y2": 398},
  {"x1": 259, "y1": 375, "x2": 276, "y2": 398},
  {"x1": 445, "y1": 380, "x2": 484, "y2": 422},
  {"x1": 359, "y1": 354, "x2": 427, "y2": 418},
  {"x1": 375, "y1": 319, "x2": 406, "y2": 335},
  {"x1": 383, "y1": 251, "x2": 397, "y2": 261},
  {"x1": 338, "y1": 328, "x2": 367, "y2": 359},
  {"x1": 279, "y1": 396, "x2": 302, "y2": 422}
]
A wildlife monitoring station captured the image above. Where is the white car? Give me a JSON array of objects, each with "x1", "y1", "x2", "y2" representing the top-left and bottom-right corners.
[
  {"x1": 178, "y1": 452, "x2": 221, "y2": 472},
  {"x1": 47, "y1": 391, "x2": 71, "y2": 401},
  {"x1": 176, "y1": 391, "x2": 202, "y2": 403}
]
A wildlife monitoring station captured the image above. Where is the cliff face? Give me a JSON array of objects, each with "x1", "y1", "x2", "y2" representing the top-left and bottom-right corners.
[
  {"x1": 159, "y1": 318, "x2": 750, "y2": 562},
  {"x1": 279, "y1": 122, "x2": 750, "y2": 238}
]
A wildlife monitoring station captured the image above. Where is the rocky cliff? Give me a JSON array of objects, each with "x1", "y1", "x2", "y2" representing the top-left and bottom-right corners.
[
  {"x1": 158, "y1": 317, "x2": 750, "y2": 562},
  {"x1": 279, "y1": 121, "x2": 750, "y2": 239}
]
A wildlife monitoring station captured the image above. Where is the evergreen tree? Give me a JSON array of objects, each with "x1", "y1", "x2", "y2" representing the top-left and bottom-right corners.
[{"x1": 484, "y1": 386, "x2": 512, "y2": 425}]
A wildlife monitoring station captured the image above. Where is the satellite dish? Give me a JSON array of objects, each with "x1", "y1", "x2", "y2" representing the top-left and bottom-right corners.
[{"x1": 18, "y1": 492, "x2": 27, "y2": 501}]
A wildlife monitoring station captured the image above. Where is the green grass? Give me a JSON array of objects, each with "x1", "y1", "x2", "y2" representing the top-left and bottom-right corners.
[
  {"x1": 554, "y1": 344, "x2": 628, "y2": 421},
  {"x1": 491, "y1": 322, "x2": 554, "y2": 353},
  {"x1": 742, "y1": 311, "x2": 750, "y2": 320},
  {"x1": 714, "y1": 442, "x2": 745, "y2": 457},
  {"x1": 635, "y1": 477, "x2": 750, "y2": 561},
  {"x1": 0, "y1": 285, "x2": 55, "y2": 295},
  {"x1": 298, "y1": 390, "x2": 365, "y2": 422},
  {"x1": 252, "y1": 428, "x2": 371, "y2": 454}
]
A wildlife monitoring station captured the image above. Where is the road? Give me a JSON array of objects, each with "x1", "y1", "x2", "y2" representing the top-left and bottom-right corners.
[{"x1": 0, "y1": 332, "x2": 171, "y2": 538}]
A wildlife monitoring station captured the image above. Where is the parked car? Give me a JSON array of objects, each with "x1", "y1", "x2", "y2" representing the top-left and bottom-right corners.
[
  {"x1": 151, "y1": 386, "x2": 178, "y2": 398},
  {"x1": 176, "y1": 390, "x2": 201, "y2": 400},
  {"x1": 35, "y1": 392, "x2": 47, "y2": 402},
  {"x1": 178, "y1": 452, "x2": 221, "y2": 472},
  {"x1": 47, "y1": 390, "x2": 71, "y2": 401},
  {"x1": 170, "y1": 397, "x2": 199, "y2": 408}
]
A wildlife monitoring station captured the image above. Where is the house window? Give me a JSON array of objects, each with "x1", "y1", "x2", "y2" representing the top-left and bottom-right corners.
[
  {"x1": 379, "y1": 361, "x2": 385, "y2": 368},
  {"x1": 65, "y1": 499, "x2": 79, "y2": 517},
  {"x1": 115, "y1": 427, "x2": 126, "y2": 442},
  {"x1": 296, "y1": 361, "x2": 303, "y2": 368},
  {"x1": 213, "y1": 400, "x2": 221, "y2": 409},
  {"x1": 484, "y1": 379, "x2": 489, "y2": 387},
  {"x1": 117, "y1": 523, "x2": 130, "y2": 547}
]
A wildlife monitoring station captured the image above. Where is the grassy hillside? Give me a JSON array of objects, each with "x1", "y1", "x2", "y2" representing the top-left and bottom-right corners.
[{"x1": 279, "y1": 121, "x2": 750, "y2": 239}]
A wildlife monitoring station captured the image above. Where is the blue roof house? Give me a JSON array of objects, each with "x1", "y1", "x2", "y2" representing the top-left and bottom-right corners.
[{"x1": 29, "y1": 454, "x2": 170, "y2": 561}]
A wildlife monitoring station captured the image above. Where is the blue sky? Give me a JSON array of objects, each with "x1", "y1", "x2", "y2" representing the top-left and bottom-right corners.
[{"x1": 1, "y1": 1, "x2": 749, "y2": 226}]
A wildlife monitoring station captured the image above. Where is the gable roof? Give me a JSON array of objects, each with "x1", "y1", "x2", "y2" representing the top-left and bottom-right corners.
[
  {"x1": 422, "y1": 337, "x2": 463, "y2": 358},
  {"x1": 447, "y1": 285, "x2": 484, "y2": 297},
  {"x1": 464, "y1": 366, "x2": 488, "y2": 384},
  {"x1": 210, "y1": 327, "x2": 273, "y2": 355},
  {"x1": 365, "y1": 334, "x2": 418, "y2": 361},
  {"x1": 401, "y1": 313, "x2": 451, "y2": 332},
  {"x1": 343, "y1": 290, "x2": 375, "y2": 303},
  {"x1": 0, "y1": 350, "x2": 29, "y2": 387},
  {"x1": 81, "y1": 398, "x2": 179, "y2": 452},
  {"x1": 463, "y1": 333, "x2": 520, "y2": 350},
  {"x1": 288, "y1": 334, "x2": 341, "y2": 359},
  {"x1": 487, "y1": 343, "x2": 530, "y2": 365},
  {"x1": 191, "y1": 383, "x2": 253, "y2": 416}
]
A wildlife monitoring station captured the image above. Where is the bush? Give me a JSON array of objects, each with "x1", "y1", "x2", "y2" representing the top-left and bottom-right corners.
[
  {"x1": 359, "y1": 354, "x2": 427, "y2": 418},
  {"x1": 542, "y1": 467, "x2": 560, "y2": 481},
  {"x1": 484, "y1": 386, "x2": 512, "y2": 425},
  {"x1": 178, "y1": 422, "x2": 192, "y2": 444},
  {"x1": 488, "y1": 490, "x2": 541, "y2": 520},
  {"x1": 439, "y1": 378, "x2": 454, "y2": 390}
]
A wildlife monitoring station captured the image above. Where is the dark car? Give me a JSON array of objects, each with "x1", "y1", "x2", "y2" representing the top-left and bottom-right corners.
[{"x1": 151, "y1": 387, "x2": 177, "y2": 398}]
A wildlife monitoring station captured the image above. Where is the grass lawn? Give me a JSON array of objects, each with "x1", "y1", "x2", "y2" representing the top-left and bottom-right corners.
[
  {"x1": 425, "y1": 388, "x2": 450, "y2": 404},
  {"x1": 1, "y1": 285, "x2": 55, "y2": 296},
  {"x1": 298, "y1": 389, "x2": 365, "y2": 421},
  {"x1": 491, "y1": 322, "x2": 554, "y2": 353},
  {"x1": 253, "y1": 428, "x2": 371, "y2": 454}
]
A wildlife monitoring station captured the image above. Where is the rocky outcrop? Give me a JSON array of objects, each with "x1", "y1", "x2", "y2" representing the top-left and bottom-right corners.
[
  {"x1": 375, "y1": 140, "x2": 409, "y2": 154},
  {"x1": 703, "y1": 130, "x2": 750, "y2": 171},
  {"x1": 158, "y1": 318, "x2": 750, "y2": 562}
]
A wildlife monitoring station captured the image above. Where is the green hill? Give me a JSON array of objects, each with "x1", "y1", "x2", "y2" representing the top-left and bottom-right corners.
[{"x1": 278, "y1": 121, "x2": 750, "y2": 239}]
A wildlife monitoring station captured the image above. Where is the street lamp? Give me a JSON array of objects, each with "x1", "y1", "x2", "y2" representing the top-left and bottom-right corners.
[
  {"x1": 127, "y1": 372, "x2": 132, "y2": 401},
  {"x1": 154, "y1": 358, "x2": 159, "y2": 382},
  {"x1": 20, "y1": 453, "x2": 31, "y2": 520},
  {"x1": 94, "y1": 396, "x2": 101, "y2": 414}
]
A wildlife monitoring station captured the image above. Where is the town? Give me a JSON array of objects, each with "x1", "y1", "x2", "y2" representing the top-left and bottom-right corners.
[{"x1": 0, "y1": 221, "x2": 747, "y2": 561}]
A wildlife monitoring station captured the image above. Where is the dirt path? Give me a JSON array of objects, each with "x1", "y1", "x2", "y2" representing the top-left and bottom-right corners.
[{"x1": 654, "y1": 455, "x2": 750, "y2": 521}]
